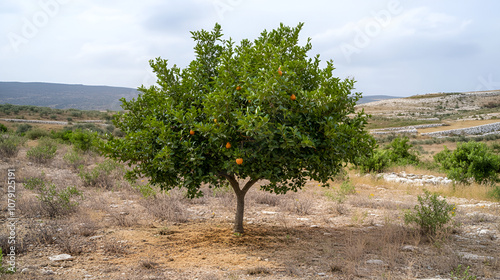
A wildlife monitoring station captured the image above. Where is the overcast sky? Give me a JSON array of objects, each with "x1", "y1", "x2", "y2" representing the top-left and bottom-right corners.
[{"x1": 1, "y1": 0, "x2": 499, "y2": 97}]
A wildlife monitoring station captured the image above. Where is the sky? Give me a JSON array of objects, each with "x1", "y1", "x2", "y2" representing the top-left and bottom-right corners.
[{"x1": 1, "y1": 0, "x2": 499, "y2": 97}]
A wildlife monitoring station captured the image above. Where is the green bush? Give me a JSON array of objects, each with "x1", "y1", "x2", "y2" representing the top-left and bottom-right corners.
[
  {"x1": 404, "y1": 190, "x2": 456, "y2": 236},
  {"x1": 358, "y1": 136, "x2": 419, "y2": 173},
  {"x1": 434, "y1": 141, "x2": 500, "y2": 184},
  {"x1": 0, "y1": 124, "x2": 7, "y2": 133},
  {"x1": 16, "y1": 124, "x2": 32, "y2": 135},
  {"x1": 78, "y1": 159, "x2": 122, "y2": 189},
  {"x1": 26, "y1": 137, "x2": 58, "y2": 163},
  {"x1": 358, "y1": 149, "x2": 390, "y2": 173},
  {"x1": 51, "y1": 129, "x2": 73, "y2": 142},
  {"x1": 25, "y1": 128, "x2": 50, "y2": 140},
  {"x1": 0, "y1": 133, "x2": 26, "y2": 158},
  {"x1": 24, "y1": 177, "x2": 82, "y2": 218},
  {"x1": 70, "y1": 129, "x2": 98, "y2": 152}
]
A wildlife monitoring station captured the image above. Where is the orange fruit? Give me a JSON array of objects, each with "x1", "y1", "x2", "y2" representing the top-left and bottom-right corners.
[
  {"x1": 290, "y1": 94, "x2": 296, "y2": 101},
  {"x1": 236, "y1": 86, "x2": 241, "y2": 91},
  {"x1": 214, "y1": 119, "x2": 217, "y2": 123},
  {"x1": 189, "y1": 130, "x2": 195, "y2": 135},
  {"x1": 236, "y1": 158, "x2": 243, "y2": 165},
  {"x1": 226, "y1": 142, "x2": 231, "y2": 149},
  {"x1": 278, "y1": 70, "x2": 283, "y2": 76}
]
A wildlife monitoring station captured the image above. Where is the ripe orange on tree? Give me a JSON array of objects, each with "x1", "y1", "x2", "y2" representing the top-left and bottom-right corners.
[
  {"x1": 290, "y1": 94, "x2": 296, "y2": 100},
  {"x1": 226, "y1": 142, "x2": 231, "y2": 149},
  {"x1": 236, "y1": 86, "x2": 241, "y2": 91},
  {"x1": 189, "y1": 130, "x2": 195, "y2": 135},
  {"x1": 236, "y1": 158, "x2": 243, "y2": 165}
]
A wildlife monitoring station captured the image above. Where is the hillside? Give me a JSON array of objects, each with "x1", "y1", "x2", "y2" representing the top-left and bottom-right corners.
[{"x1": 0, "y1": 82, "x2": 139, "y2": 111}]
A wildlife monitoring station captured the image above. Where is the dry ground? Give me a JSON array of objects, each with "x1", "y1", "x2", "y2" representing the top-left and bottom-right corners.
[{"x1": 1, "y1": 143, "x2": 499, "y2": 280}]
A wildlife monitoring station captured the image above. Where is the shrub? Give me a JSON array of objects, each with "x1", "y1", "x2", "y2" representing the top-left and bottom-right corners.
[
  {"x1": 70, "y1": 129, "x2": 98, "y2": 152},
  {"x1": 78, "y1": 159, "x2": 123, "y2": 189},
  {"x1": 25, "y1": 128, "x2": 50, "y2": 140},
  {"x1": 133, "y1": 183, "x2": 157, "y2": 198},
  {"x1": 404, "y1": 190, "x2": 455, "y2": 236},
  {"x1": 140, "y1": 192, "x2": 189, "y2": 223},
  {"x1": 0, "y1": 133, "x2": 26, "y2": 158},
  {"x1": 23, "y1": 177, "x2": 83, "y2": 218},
  {"x1": 358, "y1": 136, "x2": 418, "y2": 173},
  {"x1": 63, "y1": 150, "x2": 85, "y2": 170},
  {"x1": 434, "y1": 141, "x2": 500, "y2": 184},
  {"x1": 0, "y1": 124, "x2": 7, "y2": 133},
  {"x1": 26, "y1": 137, "x2": 57, "y2": 163},
  {"x1": 15, "y1": 124, "x2": 32, "y2": 135},
  {"x1": 386, "y1": 136, "x2": 419, "y2": 165},
  {"x1": 358, "y1": 149, "x2": 390, "y2": 173},
  {"x1": 51, "y1": 129, "x2": 73, "y2": 142}
]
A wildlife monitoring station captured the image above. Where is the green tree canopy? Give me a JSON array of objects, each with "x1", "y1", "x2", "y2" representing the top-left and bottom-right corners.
[{"x1": 102, "y1": 23, "x2": 375, "y2": 232}]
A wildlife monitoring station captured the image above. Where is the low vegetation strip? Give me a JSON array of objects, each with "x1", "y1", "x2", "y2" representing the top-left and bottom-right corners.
[
  {"x1": 421, "y1": 121, "x2": 500, "y2": 137},
  {"x1": 1, "y1": 118, "x2": 68, "y2": 125},
  {"x1": 371, "y1": 123, "x2": 444, "y2": 135}
]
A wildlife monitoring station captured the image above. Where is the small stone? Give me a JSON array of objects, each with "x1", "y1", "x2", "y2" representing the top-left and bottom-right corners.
[
  {"x1": 21, "y1": 268, "x2": 29, "y2": 273},
  {"x1": 317, "y1": 272, "x2": 326, "y2": 276},
  {"x1": 365, "y1": 259, "x2": 384, "y2": 265},
  {"x1": 262, "y1": 211, "x2": 278, "y2": 214},
  {"x1": 89, "y1": 235, "x2": 104, "y2": 240},
  {"x1": 402, "y1": 245, "x2": 418, "y2": 252},
  {"x1": 42, "y1": 269, "x2": 55, "y2": 275},
  {"x1": 49, "y1": 254, "x2": 74, "y2": 262},
  {"x1": 310, "y1": 225, "x2": 319, "y2": 228},
  {"x1": 297, "y1": 218, "x2": 310, "y2": 221}
]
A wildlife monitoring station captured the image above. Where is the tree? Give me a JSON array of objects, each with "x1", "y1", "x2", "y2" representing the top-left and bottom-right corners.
[{"x1": 102, "y1": 23, "x2": 375, "y2": 233}]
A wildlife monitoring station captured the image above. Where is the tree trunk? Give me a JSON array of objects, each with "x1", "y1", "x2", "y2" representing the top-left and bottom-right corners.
[
  {"x1": 234, "y1": 191, "x2": 246, "y2": 233},
  {"x1": 218, "y1": 173, "x2": 259, "y2": 233}
]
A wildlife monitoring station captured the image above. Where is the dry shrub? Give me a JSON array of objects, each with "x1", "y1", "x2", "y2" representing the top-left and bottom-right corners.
[
  {"x1": 103, "y1": 239, "x2": 129, "y2": 255},
  {"x1": 109, "y1": 211, "x2": 139, "y2": 227},
  {"x1": 56, "y1": 226, "x2": 94, "y2": 255},
  {"x1": 17, "y1": 194, "x2": 44, "y2": 218},
  {"x1": 139, "y1": 257, "x2": 159, "y2": 269},
  {"x1": 245, "y1": 266, "x2": 270, "y2": 275},
  {"x1": 281, "y1": 194, "x2": 314, "y2": 215},
  {"x1": 24, "y1": 220, "x2": 60, "y2": 246},
  {"x1": 72, "y1": 213, "x2": 100, "y2": 237},
  {"x1": 139, "y1": 191, "x2": 189, "y2": 223},
  {"x1": 250, "y1": 191, "x2": 280, "y2": 206}
]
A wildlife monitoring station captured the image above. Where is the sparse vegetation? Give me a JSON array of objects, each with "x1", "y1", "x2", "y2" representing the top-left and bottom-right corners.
[
  {"x1": 23, "y1": 176, "x2": 83, "y2": 218},
  {"x1": 26, "y1": 137, "x2": 58, "y2": 164},
  {"x1": 404, "y1": 190, "x2": 456, "y2": 236},
  {"x1": 0, "y1": 133, "x2": 26, "y2": 158}
]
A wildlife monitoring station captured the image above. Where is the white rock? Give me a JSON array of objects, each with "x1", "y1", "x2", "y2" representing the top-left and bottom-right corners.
[
  {"x1": 49, "y1": 254, "x2": 74, "y2": 261},
  {"x1": 365, "y1": 259, "x2": 384, "y2": 265},
  {"x1": 261, "y1": 211, "x2": 278, "y2": 214}
]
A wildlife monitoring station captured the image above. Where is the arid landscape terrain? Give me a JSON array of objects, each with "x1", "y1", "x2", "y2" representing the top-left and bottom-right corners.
[{"x1": 1, "y1": 91, "x2": 500, "y2": 279}]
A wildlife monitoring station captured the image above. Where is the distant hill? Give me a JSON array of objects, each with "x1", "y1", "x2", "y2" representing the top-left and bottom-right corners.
[
  {"x1": 358, "y1": 95, "x2": 401, "y2": 104},
  {"x1": 0, "y1": 82, "x2": 140, "y2": 111}
]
